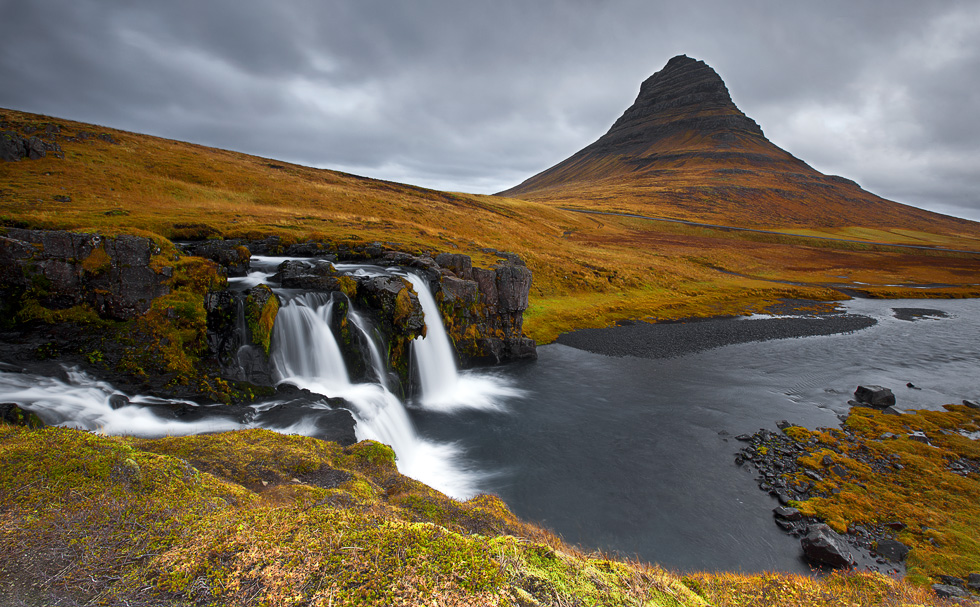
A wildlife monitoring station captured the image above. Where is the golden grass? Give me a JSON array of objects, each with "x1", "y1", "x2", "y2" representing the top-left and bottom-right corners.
[
  {"x1": 788, "y1": 406, "x2": 980, "y2": 586},
  {"x1": 0, "y1": 424, "x2": 960, "y2": 606},
  {"x1": 3, "y1": 107, "x2": 980, "y2": 344}
]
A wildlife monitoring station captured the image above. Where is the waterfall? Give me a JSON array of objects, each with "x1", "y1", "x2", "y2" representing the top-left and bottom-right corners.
[
  {"x1": 403, "y1": 273, "x2": 460, "y2": 404},
  {"x1": 346, "y1": 306, "x2": 391, "y2": 389},
  {"x1": 404, "y1": 273, "x2": 523, "y2": 412},
  {"x1": 0, "y1": 260, "x2": 522, "y2": 501},
  {"x1": 270, "y1": 292, "x2": 480, "y2": 498}
]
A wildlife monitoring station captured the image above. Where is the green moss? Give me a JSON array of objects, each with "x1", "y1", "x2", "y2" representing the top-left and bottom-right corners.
[
  {"x1": 118, "y1": 253, "x2": 225, "y2": 385},
  {"x1": 15, "y1": 299, "x2": 104, "y2": 325},
  {"x1": 0, "y1": 424, "x2": 953, "y2": 606},
  {"x1": 244, "y1": 284, "x2": 279, "y2": 356}
]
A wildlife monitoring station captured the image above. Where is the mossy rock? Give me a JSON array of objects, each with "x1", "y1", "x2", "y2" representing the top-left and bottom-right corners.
[{"x1": 0, "y1": 403, "x2": 44, "y2": 428}]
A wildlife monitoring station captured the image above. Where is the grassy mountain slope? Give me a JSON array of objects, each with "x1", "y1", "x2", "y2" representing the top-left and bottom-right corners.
[{"x1": 4, "y1": 107, "x2": 980, "y2": 344}]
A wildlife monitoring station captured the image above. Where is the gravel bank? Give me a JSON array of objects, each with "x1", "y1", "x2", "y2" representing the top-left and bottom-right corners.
[{"x1": 555, "y1": 314, "x2": 877, "y2": 359}]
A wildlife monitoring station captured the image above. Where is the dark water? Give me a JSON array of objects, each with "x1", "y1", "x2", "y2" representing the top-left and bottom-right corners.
[{"x1": 412, "y1": 298, "x2": 980, "y2": 573}]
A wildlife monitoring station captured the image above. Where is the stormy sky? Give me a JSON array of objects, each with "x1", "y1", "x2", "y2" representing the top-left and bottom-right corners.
[{"x1": 3, "y1": 1, "x2": 979, "y2": 220}]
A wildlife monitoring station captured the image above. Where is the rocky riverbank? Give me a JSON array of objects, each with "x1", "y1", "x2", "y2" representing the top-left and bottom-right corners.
[{"x1": 735, "y1": 392, "x2": 980, "y2": 601}]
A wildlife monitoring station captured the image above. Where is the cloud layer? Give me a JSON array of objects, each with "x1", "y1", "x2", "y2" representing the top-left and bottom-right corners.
[{"x1": 3, "y1": 1, "x2": 979, "y2": 219}]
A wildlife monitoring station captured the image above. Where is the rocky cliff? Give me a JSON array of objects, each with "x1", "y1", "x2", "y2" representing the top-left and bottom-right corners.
[{"x1": 0, "y1": 229, "x2": 535, "y2": 402}]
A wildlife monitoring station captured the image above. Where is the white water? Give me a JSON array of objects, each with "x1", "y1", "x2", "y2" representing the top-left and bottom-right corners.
[
  {"x1": 271, "y1": 290, "x2": 485, "y2": 498},
  {"x1": 404, "y1": 273, "x2": 524, "y2": 412},
  {"x1": 0, "y1": 367, "x2": 243, "y2": 436},
  {"x1": 0, "y1": 260, "x2": 522, "y2": 501}
]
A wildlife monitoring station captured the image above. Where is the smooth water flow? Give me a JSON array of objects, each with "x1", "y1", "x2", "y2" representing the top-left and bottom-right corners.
[
  {"x1": 269, "y1": 287, "x2": 487, "y2": 498},
  {"x1": 346, "y1": 307, "x2": 390, "y2": 389},
  {"x1": 405, "y1": 273, "x2": 460, "y2": 406}
]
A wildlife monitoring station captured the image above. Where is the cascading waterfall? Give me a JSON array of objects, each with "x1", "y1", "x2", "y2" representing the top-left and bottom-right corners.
[
  {"x1": 270, "y1": 289, "x2": 482, "y2": 498},
  {"x1": 346, "y1": 306, "x2": 391, "y2": 389},
  {"x1": 404, "y1": 273, "x2": 524, "y2": 412},
  {"x1": 0, "y1": 260, "x2": 522, "y2": 501}
]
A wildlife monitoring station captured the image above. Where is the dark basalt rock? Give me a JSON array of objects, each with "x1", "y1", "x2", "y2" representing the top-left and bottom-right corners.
[
  {"x1": 932, "y1": 584, "x2": 970, "y2": 599},
  {"x1": 801, "y1": 524, "x2": 854, "y2": 569},
  {"x1": 432, "y1": 253, "x2": 536, "y2": 366},
  {"x1": 773, "y1": 506, "x2": 803, "y2": 521},
  {"x1": 275, "y1": 259, "x2": 346, "y2": 291},
  {"x1": 1, "y1": 130, "x2": 61, "y2": 161},
  {"x1": 854, "y1": 385, "x2": 896, "y2": 408},
  {"x1": 0, "y1": 228, "x2": 169, "y2": 320},
  {"x1": 0, "y1": 403, "x2": 45, "y2": 428},
  {"x1": 937, "y1": 575, "x2": 965, "y2": 587}
]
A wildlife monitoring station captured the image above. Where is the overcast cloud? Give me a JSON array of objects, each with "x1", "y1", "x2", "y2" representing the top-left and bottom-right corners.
[{"x1": 2, "y1": 0, "x2": 979, "y2": 220}]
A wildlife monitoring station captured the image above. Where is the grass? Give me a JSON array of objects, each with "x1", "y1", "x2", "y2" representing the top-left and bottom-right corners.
[
  {"x1": 781, "y1": 405, "x2": 980, "y2": 586},
  {"x1": 0, "y1": 423, "x2": 961, "y2": 606},
  {"x1": 4, "y1": 108, "x2": 980, "y2": 344}
]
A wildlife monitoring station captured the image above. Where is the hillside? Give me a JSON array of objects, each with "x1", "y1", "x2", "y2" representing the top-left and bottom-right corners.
[
  {"x1": 4, "y1": 107, "x2": 980, "y2": 343},
  {"x1": 500, "y1": 55, "x2": 978, "y2": 237}
]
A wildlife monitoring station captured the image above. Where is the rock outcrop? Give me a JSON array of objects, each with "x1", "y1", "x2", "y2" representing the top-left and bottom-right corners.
[
  {"x1": 0, "y1": 228, "x2": 170, "y2": 321},
  {"x1": 181, "y1": 240, "x2": 251, "y2": 277},
  {"x1": 433, "y1": 252, "x2": 536, "y2": 366},
  {"x1": 1, "y1": 130, "x2": 61, "y2": 161}
]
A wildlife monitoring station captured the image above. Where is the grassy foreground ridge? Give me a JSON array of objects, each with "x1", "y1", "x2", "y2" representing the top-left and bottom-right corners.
[{"x1": 0, "y1": 425, "x2": 951, "y2": 606}]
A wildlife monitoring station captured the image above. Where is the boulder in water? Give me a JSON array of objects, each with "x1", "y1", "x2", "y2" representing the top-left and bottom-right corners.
[{"x1": 853, "y1": 385, "x2": 895, "y2": 408}]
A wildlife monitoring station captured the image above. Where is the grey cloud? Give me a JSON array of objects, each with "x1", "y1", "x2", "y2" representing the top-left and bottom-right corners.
[{"x1": 1, "y1": 0, "x2": 978, "y2": 218}]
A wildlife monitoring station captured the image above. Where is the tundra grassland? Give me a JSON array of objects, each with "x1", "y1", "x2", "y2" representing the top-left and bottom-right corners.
[{"x1": 4, "y1": 109, "x2": 980, "y2": 344}]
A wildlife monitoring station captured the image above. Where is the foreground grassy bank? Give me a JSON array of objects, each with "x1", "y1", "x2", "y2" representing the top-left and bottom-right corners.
[
  {"x1": 5, "y1": 108, "x2": 980, "y2": 344},
  {"x1": 0, "y1": 423, "x2": 952, "y2": 606}
]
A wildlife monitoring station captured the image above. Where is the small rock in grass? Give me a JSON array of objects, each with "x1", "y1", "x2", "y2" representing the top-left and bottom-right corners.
[
  {"x1": 932, "y1": 584, "x2": 970, "y2": 599},
  {"x1": 938, "y1": 575, "x2": 965, "y2": 588}
]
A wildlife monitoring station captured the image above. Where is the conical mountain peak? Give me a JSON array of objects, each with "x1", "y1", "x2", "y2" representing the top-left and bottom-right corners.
[
  {"x1": 600, "y1": 55, "x2": 765, "y2": 154},
  {"x1": 498, "y1": 55, "x2": 961, "y2": 230}
]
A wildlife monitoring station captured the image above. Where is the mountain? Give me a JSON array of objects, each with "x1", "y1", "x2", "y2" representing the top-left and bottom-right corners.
[{"x1": 499, "y1": 55, "x2": 974, "y2": 232}]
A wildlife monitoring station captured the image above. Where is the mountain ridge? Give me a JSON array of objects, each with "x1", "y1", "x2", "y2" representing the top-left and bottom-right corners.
[{"x1": 499, "y1": 55, "x2": 975, "y2": 234}]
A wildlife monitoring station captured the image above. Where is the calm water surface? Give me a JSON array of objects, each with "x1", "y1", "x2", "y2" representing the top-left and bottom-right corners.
[{"x1": 412, "y1": 298, "x2": 980, "y2": 573}]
